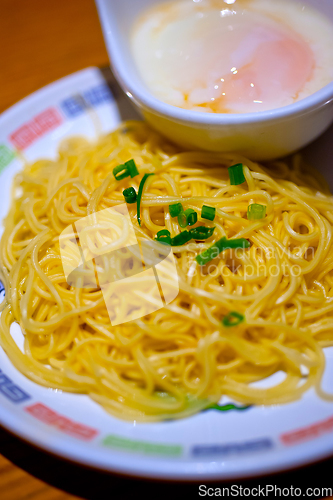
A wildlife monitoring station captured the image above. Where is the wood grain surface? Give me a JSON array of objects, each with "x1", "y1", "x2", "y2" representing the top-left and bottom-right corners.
[
  {"x1": 0, "y1": 0, "x2": 333, "y2": 498},
  {"x1": 0, "y1": 0, "x2": 108, "y2": 114}
]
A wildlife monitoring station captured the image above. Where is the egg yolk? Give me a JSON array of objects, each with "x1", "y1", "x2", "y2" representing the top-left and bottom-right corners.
[{"x1": 189, "y1": 21, "x2": 315, "y2": 113}]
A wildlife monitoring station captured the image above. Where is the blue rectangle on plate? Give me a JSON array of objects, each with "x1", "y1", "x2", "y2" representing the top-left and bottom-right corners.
[
  {"x1": 0, "y1": 369, "x2": 31, "y2": 403},
  {"x1": 192, "y1": 438, "x2": 273, "y2": 457},
  {"x1": 83, "y1": 84, "x2": 112, "y2": 106},
  {"x1": 61, "y1": 96, "x2": 86, "y2": 117}
]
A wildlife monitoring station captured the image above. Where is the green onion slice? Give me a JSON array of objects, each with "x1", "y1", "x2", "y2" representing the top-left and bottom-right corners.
[
  {"x1": 195, "y1": 237, "x2": 250, "y2": 266},
  {"x1": 137, "y1": 173, "x2": 154, "y2": 226},
  {"x1": 123, "y1": 187, "x2": 137, "y2": 204},
  {"x1": 113, "y1": 159, "x2": 139, "y2": 181},
  {"x1": 178, "y1": 211, "x2": 188, "y2": 228},
  {"x1": 113, "y1": 163, "x2": 129, "y2": 181},
  {"x1": 190, "y1": 226, "x2": 215, "y2": 240},
  {"x1": 222, "y1": 311, "x2": 244, "y2": 327},
  {"x1": 185, "y1": 209, "x2": 197, "y2": 226},
  {"x1": 157, "y1": 237, "x2": 171, "y2": 245},
  {"x1": 201, "y1": 205, "x2": 216, "y2": 221},
  {"x1": 247, "y1": 203, "x2": 266, "y2": 220},
  {"x1": 171, "y1": 231, "x2": 192, "y2": 246},
  {"x1": 155, "y1": 229, "x2": 171, "y2": 245},
  {"x1": 157, "y1": 229, "x2": 170, "y2": 238},
  {"x1": 169, "y1": 203, "x2": 183, "y2": 218},
  {"x1": 228, "y1": 163, "x2": 245, "y2": 185},
  {"x1": 125, "y1": 159, "x2": 139, "y2": 178}
]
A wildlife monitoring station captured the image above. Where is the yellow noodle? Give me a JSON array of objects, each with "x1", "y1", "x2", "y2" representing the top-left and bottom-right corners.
[{"x1": 0, "y1": 120, "x2": 333, "y2": 421}]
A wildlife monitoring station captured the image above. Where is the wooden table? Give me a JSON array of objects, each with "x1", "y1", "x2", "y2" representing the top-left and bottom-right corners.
[
  {"x1": 0, "y1": 0, "x2": 333, "y2": 498},
  {"x1": 0, "y1": 0, "x2": 108, "y2": 114}
]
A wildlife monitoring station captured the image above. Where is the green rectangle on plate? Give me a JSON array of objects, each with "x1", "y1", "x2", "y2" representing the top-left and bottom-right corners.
[
  {"x1": 0, "y1": 144, "x2": 15, "y2": 172},
  {"x1": 103, "y1": 434, "x2": 182, "y2": 456}
]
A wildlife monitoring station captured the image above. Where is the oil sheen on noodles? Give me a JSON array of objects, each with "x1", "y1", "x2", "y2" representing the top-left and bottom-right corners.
[{"x1": 1, "y1": 121, "x2": 333, "y2": 421}]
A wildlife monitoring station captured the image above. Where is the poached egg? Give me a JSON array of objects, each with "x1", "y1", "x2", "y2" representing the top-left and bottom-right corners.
[{"x1": 131, "y1": 0, "x2": 333, "y2": 113}]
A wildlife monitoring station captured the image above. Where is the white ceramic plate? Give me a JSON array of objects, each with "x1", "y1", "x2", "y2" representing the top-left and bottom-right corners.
[{"x1": 0, "y1": 67, "x2": 333, "y2": 481}]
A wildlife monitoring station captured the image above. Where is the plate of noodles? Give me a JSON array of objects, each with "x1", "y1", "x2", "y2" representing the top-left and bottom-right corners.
[{"x1": 0, "y1": 66, "x2": 333, "y2": 480}]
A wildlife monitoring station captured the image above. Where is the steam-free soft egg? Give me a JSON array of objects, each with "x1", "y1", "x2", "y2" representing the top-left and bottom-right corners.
[{"x1": 131, "y1": 0, "x2": 333, "y2": 113}]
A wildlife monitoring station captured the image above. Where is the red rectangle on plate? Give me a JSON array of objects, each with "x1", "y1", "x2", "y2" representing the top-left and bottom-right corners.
[
  {"x1": 281, "y1": 415, "x2": 333, "y2": 445},
  {"x1": 25, "y1": 403, "x2": 98, "y2": 441},
  {"x1": 9, "y1": 107, "x2": 63, "y2": 150}
]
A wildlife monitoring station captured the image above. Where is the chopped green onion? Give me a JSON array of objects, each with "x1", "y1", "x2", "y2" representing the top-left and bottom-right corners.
[
  {"x1": 157, "y1": 237, "x2": 171, "y2": 245},
  {"x1": 178, "y1": 211, "x2": 188, "y2": 228},
  {"x1": 155, "y1": 229, "x2": 171, "y2": 245},
  {"x1": 223, "y1": 238, "x2": 250, "y2": 249},
  {"x1": 157, "y1": 230, "x2": 170, "y2": 238},
  {"x1": 195, "y1": 237, "x2": 250, "y2": 266},
  {"x1": 169, "y1": 203, "x2": 183, "y2": 218},
  {"x1": 222, "y1": 311, "x2": 244, "y2": 327},
  {"x1": 113, "y1": 159, "x2": 139, "y2": 181},
  {"x1": 171, "y1": 231, "x2": 192, "y2": 246},
  {"x1": 123, "y1": 187, "x2": 137, "y2": 204},
  {"x1": 137, "y1": 173, "x2": 154, "y2": 226},
  {"x1": 247, "y1": 203, "x2": 266, "y2": 220},
  {"x1": 190, "y1": 226, "x2": 215, "y2": 240},
  {"x1": 178, "y1": 208, "x2": 197, "y2": 228},
  {"x1": 113, "y1": 163, "x2": 129, "y2": 181},
  {"x1": 201, "y1": 205, "x2": 216, "y2": 221},
  {"x1": 185, "y1": 209, "x2": 197, "y2": 226},
  {"x1": 206, "y1": 402, "x2": 249, "y2": 412},
  {"x1": 228, "y1": 163, "x2": 245, "y2": 185},
  {"x1": 125, "y1": 159, "x2": 139, "y2": 178}
]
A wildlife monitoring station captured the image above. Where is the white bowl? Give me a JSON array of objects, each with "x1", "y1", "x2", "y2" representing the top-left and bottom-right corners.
[{"x1": 95, "y1": 0, "x2": 333, "y2": 160}]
